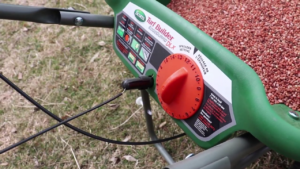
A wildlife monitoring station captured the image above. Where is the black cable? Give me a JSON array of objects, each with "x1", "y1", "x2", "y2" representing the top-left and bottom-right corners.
[
  {"x1": 0, "y1": 73, "x2": 185, "y2": 147},
  {"x1": 0, "y1": 91, "x2": 122, "y2": 154}
]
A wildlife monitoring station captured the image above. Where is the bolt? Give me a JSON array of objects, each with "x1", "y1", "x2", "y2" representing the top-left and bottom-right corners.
[
  {"x1": 289, "y1": 110, "x2": 299, "y2": 120},
  {"x1": 74, "y1": 17, "x2": 83, "y2": 26}
]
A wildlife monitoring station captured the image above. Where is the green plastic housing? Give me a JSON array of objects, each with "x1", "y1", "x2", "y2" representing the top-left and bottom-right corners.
[{"x1": 105, "y1": 0, "x2": 300, "y2": 161}]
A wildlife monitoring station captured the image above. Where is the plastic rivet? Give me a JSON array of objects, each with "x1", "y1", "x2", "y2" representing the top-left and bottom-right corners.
[{"x1": 289, "y1": 111, "x2": 299, "y2": 120}]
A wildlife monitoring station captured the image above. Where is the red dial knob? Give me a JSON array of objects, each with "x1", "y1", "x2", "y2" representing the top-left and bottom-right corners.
[{"x1": 156, "y1": 54, "x2": 204, "y2": 120}]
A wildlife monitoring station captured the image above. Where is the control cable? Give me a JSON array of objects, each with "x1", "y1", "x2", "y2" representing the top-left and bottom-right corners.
[{"x1": 0, "y1": 73, "x2": 185, "y2": 154}]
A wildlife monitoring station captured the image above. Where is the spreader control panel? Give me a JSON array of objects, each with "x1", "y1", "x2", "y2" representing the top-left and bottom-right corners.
[
  {"x1": 114, "y1": 2, "x2": 236, "y2": 142},
  {"x1": 107, "y1": 0, "x2": 300, "y2": 161}
]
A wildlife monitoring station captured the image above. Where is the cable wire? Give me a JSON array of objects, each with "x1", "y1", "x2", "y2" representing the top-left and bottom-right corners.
[
  {"x1": 0, "y1": 90, "x2": 122, "y2": 154},
  {"x1": 0, "y1": 73, "x2": 185, "y2": 150}
]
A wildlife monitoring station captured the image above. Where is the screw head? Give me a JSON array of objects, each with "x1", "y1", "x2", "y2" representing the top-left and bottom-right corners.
[
  {"x1": 74, "y1": 17, "x2": 83, "y2": 26},
  {"x1": 289, "y1": 111, "x2": 299, "y2": 120}
]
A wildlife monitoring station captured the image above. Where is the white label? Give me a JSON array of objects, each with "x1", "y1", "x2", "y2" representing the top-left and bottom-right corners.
[{"x1": 123, "y1": 3, "x2": 232, "y2": 103}]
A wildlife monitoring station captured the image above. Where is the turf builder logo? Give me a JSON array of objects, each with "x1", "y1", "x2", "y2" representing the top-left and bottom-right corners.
[{"x1": 134, "y1": 9, "x2": 146, "y2": 22}]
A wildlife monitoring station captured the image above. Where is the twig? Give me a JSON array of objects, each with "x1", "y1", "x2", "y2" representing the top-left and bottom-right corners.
[
  {"x1": 73, "y1": 3, "x2": 87, "y2": 10},
  {"x1": 34, "y1": 97, "x2": 63, "y2": 105},
  {"x1": 111, "y1": 106, "x2": 143, "y2": 130},
  {"x1": 0, "y1": 122, "x2": 6, "y2": 129},
  {"x1": 43, "y1": 90, "x2": 53, "y2": 102},
  {"x1": 15, "y1": 103, "x2": 65, "y2": 108},
  {"x1": 70, "y1": 147, "x2": 80, "y2": 169},
  {"x1": 61, "y1": 138, "x2": 81, "y2": 169}
]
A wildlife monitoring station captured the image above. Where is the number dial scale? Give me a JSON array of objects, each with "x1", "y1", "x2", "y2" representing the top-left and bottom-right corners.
[{"x1": 156, "y1": 54, "x2": 205, "y2": 120}]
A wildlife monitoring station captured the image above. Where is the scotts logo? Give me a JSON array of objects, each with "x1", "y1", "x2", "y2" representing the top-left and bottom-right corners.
[{"x1": 134, "y1": 9, "x2": 146, "y2": 22}]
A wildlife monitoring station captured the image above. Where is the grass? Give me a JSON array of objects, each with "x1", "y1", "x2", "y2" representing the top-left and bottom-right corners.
[{"x1": 0, "y1": 0, "x2": 296, "y2": 168}]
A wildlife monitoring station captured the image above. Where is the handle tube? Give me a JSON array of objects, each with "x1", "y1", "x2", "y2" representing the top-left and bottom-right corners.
[
  {"x1": 0, "y1": 3, "x2": 62, "y2": 24},
  {"x1": 0, "y1": 3, "x2": 114, "y2": 28}
]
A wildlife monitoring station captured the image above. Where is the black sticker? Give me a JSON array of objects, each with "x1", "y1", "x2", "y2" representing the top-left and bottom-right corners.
[
  {"x1": 134, "y1": 26, "x2": 145, "y2": 42},
  {"x1": 127, "y1": 19, "x2": 136, "y2": 35},
  {"x1": 150, "y1": 43, "x2": 171, "y2": 69},
  {"x1": 184, "y1": 86, "x2": 232, "y2": 137},
  {"x1": 118, "y1": 14, "x2": 128, "y2": 28},
  {"x1": 143, "y1": 33, "x2": 155, "y2": 52}
]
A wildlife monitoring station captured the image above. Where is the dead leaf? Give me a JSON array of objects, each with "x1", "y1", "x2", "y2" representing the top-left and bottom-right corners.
[
  {"x1": 34, "y1": 158, "x2": 39, "y2": 166},
  {"x1": 61, "y1": 115, "x2": 71, "y2": 120},
  {"x1": 0, "y1": 162, "x2": 8, "y2": 166},
  {"x1": 123, "y1": 155, "x2": 137, "y2": 162},
  {"x1": 22, "y1": 27, "x2": 28, "y2": 32},
  {"x1": 109, "y1": 157, "x2": 121, "y2": 164},
  {"x1": 18, "y1": 72, "x2": 23, "y2": 80},
  {"x1": 109, "y1": 11, "x2": 114, "y2": 16},
  {"x1": 72, "y1": 86, "x2": 77, "y2": 91},
  {"x1": 112, "y1": 149, "x2": 121, "y2": 157},
  {"x1": 67, "y1": 7, "x2": 76, "y2": 10},
  {"x1": 81, "y1": 34, "x2": 86, "y2": 41},
  {"x1": 33, "y1": 107, "x2": 40, "y2": 112},
  {"x1": 98, "y1": 41, "x2": 106, "y2": 46},
  {"x1": 90, "y1": 52, "x2": 100, "y2": 63},
  {"x1": 159, "y1": 121, "x2": 167, "y2": 128},
  {"x1": 0, "y1": 90, "x2": 12, "y2": 101},
  {"x1": 11, "y1": 127, "x2": 17, "y2": 134},
  {"x1": 108, "y1": 103, "x2": 119, "y2": 110},
  {"x1": 157, "y1": 111, "x2": 163, "y2": 120},
  {"x1": 109, "y1": 149, "x2": 121, "y2": 164},
  {"x1": 63, "y1": 97, "x2": 71, "y2": 102},
  {"x1": 122, "y1": 135, "x2": 131, "y2": 142}
]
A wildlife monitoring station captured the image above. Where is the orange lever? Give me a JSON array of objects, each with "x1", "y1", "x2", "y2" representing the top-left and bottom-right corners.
[{"x1": 161, "y1": 67, "x2": 188, "y2": 104}]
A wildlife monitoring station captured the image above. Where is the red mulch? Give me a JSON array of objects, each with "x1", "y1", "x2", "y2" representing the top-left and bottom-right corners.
[{"x1": 168, "y1": 0, "x2": 299, "y2": 111}]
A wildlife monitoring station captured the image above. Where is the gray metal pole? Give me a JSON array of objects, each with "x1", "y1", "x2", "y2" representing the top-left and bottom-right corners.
[
  {"x1": 235, "y1": 146, "x2": 270, "y2": 169},
  {"x1": 140, "y1": 90, "x2": 175, "y2": 165},
  {"x1": 164, "y1": 133, "x2": 268, "y2": 169}
]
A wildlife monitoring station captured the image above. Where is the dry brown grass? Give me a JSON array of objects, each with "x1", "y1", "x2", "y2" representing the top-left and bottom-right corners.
[{"x1": 0, "y1": 0, "x2": 296, "y2": 168}]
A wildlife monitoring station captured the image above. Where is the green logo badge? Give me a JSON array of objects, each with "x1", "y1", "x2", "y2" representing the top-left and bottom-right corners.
[{"x1": 134, "y1": 9, "x2": 146, "y2": 22}]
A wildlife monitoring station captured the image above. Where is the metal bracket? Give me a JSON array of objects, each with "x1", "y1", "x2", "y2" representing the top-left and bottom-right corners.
[{"x1": 141, "y1": 90, "x2": 175, "y2": 164}]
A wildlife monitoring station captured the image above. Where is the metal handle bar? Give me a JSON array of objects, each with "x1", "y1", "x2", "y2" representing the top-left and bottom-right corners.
[
  {"x1": 164, "y1": 133, "x2": 269, "y2": 169},
  {"x1": 0, "y1": 3, "x2": 114, "y2": 28}
]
